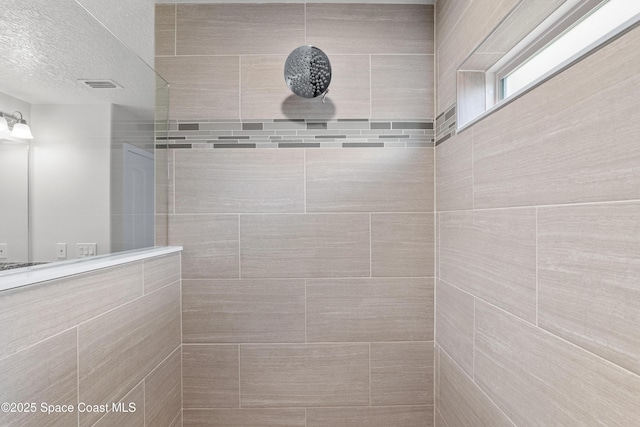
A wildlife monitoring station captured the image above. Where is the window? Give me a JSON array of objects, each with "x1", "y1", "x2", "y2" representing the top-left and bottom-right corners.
[
  {"x1": 456, "y1": 0, "x2": 640, "y2": 130},
  {"x1": 500, "y1": 0, "x2": 640, "y2": 99}
]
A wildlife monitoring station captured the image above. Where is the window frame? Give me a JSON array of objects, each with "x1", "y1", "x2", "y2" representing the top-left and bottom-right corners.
[{"x1": 456, "y1": 0, "x2": 640, "y2": 132}]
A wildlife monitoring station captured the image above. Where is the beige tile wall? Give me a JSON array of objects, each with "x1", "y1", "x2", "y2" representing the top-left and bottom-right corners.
[
  {"x1": 156, "y1": 3, "x2": 434, "y2": 120},
  {"x1": 170, "y1": 147, "x2": 435, "y2": 426},
  {"x1": 157, "y1": 3, "x2": 436, "y2": 425},
  {"x1": 435, "y1": 2, "x2": 640, "y2": 424},
  {"x1": 0, "y1": 252, "x2": 182, "y2": 427}
]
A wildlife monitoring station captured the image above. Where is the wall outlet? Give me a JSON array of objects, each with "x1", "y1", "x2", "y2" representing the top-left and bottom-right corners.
[
  {"x1": 0, "y1": 243, "x2": 7, "y2": 259},
  {"x1": 77, "y1": 243, "x2": 97, "y2": 258},
  {"x1": 56, "y1": 243, "x2": 67, "y2": 259}
]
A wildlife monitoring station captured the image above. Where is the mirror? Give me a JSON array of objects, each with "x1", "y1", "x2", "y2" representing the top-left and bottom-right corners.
[{"x1": 0, "y1": 0, "x2": 168, "y2": 267}]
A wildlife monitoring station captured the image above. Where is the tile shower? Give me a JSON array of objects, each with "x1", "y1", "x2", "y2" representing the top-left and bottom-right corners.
[
  {"x1": 156, "y1": 2, "x2": 436, "y2": 425},
  {"x1": 2, "y1": 1, "x2": 640, "y2": 426}
]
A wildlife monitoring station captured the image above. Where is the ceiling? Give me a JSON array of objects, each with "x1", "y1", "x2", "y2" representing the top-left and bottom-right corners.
[{"x1": 0, "y1": 0, "x2": 157, "y2": 114}]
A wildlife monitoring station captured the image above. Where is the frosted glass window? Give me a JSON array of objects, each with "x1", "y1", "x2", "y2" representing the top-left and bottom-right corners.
[{"x1": 502, "y1": 0, "x2": 640, "y2": 98}]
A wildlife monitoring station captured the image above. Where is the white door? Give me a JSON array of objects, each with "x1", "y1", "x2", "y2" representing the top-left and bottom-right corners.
[{"x1": 122, "y1": 144, "x2": 154, "y2": 250}]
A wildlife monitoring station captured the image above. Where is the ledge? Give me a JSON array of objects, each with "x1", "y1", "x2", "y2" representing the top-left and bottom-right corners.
[{"x1": 0, "y1": 246, "x2": 182, "y2": 292}]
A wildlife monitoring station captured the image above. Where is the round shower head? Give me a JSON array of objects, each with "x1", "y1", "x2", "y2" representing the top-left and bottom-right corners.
[{"x1": 284, "y1": 46, "x2": 332, "y2": 99}]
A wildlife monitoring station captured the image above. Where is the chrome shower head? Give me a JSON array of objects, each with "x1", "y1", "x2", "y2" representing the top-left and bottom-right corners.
[{"x1": 284, "y1": 46, "x2": 331, "y2": 101}]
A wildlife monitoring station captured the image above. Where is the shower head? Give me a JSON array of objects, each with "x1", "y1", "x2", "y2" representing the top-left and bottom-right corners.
[{"x1": 284, "y1": 45, "x2": 332, "y2": 101}]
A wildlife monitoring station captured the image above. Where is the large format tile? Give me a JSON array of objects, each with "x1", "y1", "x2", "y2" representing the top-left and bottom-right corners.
[
  {"x1": 155, "y1": 3, "x2": 175, "y2": 56},
  {"x1": 306, "y1": 4, "x2": 433, "y2": 54},
  {"x1": 307, "y1": 406, "x2": 434, "y2": 427},
  {"x1": 306, "y1": 278, "x2": 433, "y2": 342},
  {"x1": 145, "y1": 347, "x2": 182, "y2": 427},
  {"x1": 371, "y1": 342, "x2": 434, "y2": 406},
  {"x1": 435, "y1": 280, "x2": 474, "y2": 376},
  {"x1": 94, "y1": 382, "x2": 145, "y2": 427},
  {"x1": 439, "y1": 209, "x2": 536, "y2": 323},
  {"x1": 0, "y1": 262, "x2": 142, "y2": 359},
  {"x1": 239, "y1": 344, "x2": 369, "y2": 407},
  {"x1": 474, "y1": 300, "x2": 640, "y2": 426},
  {"x1": 371, "y1": 55, "x2": 434, "y2": 119},
  {"x1": 473, "y1": 26, "x2": 640, "y2": 208},
  {"x1": 174, "y1": 149, "x2": 304, "y2": 213},
  {"x1": 435, "y1": 131, "x2": 473, "y2": 212},
  {"x1": 182, "y1": 279, "x2": 305, "y2": 343},
  {"x1": 144, "y1": 252, "x2": 181, "y2": 294},
  {"x1": 183, "y1": 345, "x2": 239, "y2": 408},
  {"x1": 168, "y1": 214, "x2": 238, "y2": 279},
  {"x1": 435, "y1": 408, "x2": 448, "y2": 427},
  {"x1": 435, "y1": 0, "x2": 471, "y2": 55},
  {"x1": 241, "y1": 55, "x2": 370, "y2": 119},
  {"x1": 155, "y1": 56, "x2": 239, "y2": 120},
  {"x1": 176, "y1": 4, "x2": 304, "y2": 55},
  {"x1": 538, "y1": 202, "x2": 640, "y2": 376},
  {"x1": 78, "y1": 283, "x2": 181, "y2": 426},
  {"x1": 183, "y1": 409, "x2": 305, "y2": 427},
  {"x1": 371, "y1": 213, "x2": 434, "y2": 277},
  {"x1": 306, "y1": 148, "x2": 434, "y2": 212},
  {"x1": 438, "y1": 348, "x2": 514, "y2": 427},
  {"x1": 437, "y1": 0, "x2": 518, "y2": 97},
  {"x1": 0, "y1": 330, "x2": 77, "y2": 427},
  {"x1": 240, "y1": 214, "x2": 369, "y2": 278}
]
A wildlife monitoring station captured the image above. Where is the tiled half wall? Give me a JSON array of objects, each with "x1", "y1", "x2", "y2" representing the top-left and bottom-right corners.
[{"x1": 0, "y1": 253, "x2": 183, "y2": 427}]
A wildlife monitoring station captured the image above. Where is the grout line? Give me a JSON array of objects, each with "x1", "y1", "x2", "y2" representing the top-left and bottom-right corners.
[
  {"x1": 368, "y1": 342, "x2": 372, "y2": 406},
  {"x1": 169, "y1": 211, "x2": 436, "y2": 216},
  {"x1": 143, "y1": 379, "x2": 146, "y2": 427},
  {"x1": 172, "y1": 150, "x2": 176, "y2": 215},
  {"x1": 471, "y1": 126, "x2": 475, "y2": 210},
  {"x1": 174, "y1": 4, "x2": 177, "y2": 56},
  {"x1": 76, "y1": 327, "x2": 80, "y2": 427},
  {"x1": 304, "y1": 3, "x2": 307, "y2": 45},
  {"x1": 369, "y1": 213, "x2": 372, "y2": 277},
  {"x1": 181, "y1": 343, "x2": 184, "y2": 421},
  {"x1": 183, "y1": 276, "x2": 435, "y2": 283},
  {"x1": 305, "y1": 407, "x2": 307, "y2": 427},
  {"x1": 238, "y1": 345, "x2": 242, "y2": 408},
  {"x1": 303, "y1": 150, "x2": 307, "y2": 214},
  {"x1": 304, "y1": 279, "x2": 307, "y2": 344},
  {"x1": 470, "y1": 290, "x2": 640, "y2": 382},
  {"x1": 238, "y1": 215, "x2": 242, "y2": 279},
  {"x1": 369, "y1": 55, "x2": 372, "y2": 119},
  {"x1": 168, "y1": 410, "x2": 182, "y2": 427},
  {"x1": 436, "y1": 198, "x2": 640, "y2": 214},
  {"x1": 182, "y1": 340, "x2": 434, "y2": 346},
  {"x1": 535, "y1": 207, "x2": 539, "y2": 327},
  {"x1": 472, "y1": 297, "x2": 476, "y2": 380},
  {"x1": 0, "y1": 269, "x2": 181, "y2": 364},
  {"x1": 439, "y1": 346, "x2": 518, "y2": 427},
  {"x1": 238, "y1": 56, "x2": 242, "y2": 120}
]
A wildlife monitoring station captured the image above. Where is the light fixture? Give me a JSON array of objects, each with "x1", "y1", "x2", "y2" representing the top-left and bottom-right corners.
[{"x1": 0, "y1": 111, "x2": 34, "y2": 140}]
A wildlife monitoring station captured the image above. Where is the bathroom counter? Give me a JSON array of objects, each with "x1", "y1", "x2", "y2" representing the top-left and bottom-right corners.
[{"x1": 0, "y1": 246, "x2": 182, "y2": 292}]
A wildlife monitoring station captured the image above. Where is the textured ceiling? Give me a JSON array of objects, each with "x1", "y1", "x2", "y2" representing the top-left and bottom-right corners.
[{"x1": 0, "y1": 0, "x2": 157, "y2": 114}]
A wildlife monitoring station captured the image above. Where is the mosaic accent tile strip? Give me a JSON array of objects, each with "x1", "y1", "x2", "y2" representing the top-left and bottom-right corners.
[
  {"x1": 435, "y1": 104, "x2": 456, "y2": 146},
  {"x1": 156, "y1": 119, "x2": 435, "y2": 149}
]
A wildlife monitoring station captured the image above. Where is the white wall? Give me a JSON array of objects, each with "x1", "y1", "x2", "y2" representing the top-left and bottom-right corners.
[
  {"x1": 30, "y1": 104, "x2": 112, "y2": 261},
  {"x1": 0, "y1": 93, "x2": 31, "y2": 262}
]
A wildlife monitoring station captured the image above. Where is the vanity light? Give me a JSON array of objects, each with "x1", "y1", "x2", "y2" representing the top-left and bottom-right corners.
[{"x1": 0, "y1": 111, "x2": 34, "y2": 140}]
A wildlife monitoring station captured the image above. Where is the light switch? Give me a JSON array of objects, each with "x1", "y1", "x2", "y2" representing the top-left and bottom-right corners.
[{"x1": 77, "y1": 243, "x2": 97, "y2": 258}]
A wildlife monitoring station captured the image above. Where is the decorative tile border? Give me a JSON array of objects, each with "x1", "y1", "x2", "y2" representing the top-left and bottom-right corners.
[
  {"x1": 435, "y1": 104, "x2": 456, "y2": 146},
  {"x1": 156, "y1": 119, "x2": 434, "y2": 149}
]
